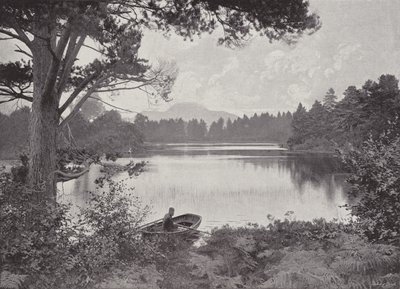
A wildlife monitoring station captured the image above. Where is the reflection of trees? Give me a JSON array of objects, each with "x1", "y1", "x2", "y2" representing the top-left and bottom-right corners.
[
  {"x1": 287, "y1": 154, "x2": 342, "y2": 192},
  {"x1": 241, "y1": 153, "x2": 347, "y2": 201},
  {"x1": 142, "y1": 146, "x2": 349, "y2": 203}
]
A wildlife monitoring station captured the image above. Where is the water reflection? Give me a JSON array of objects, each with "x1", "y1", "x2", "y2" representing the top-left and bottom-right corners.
[{"x1": 58, "y1": 144, "x2": 349, "y2": 230}]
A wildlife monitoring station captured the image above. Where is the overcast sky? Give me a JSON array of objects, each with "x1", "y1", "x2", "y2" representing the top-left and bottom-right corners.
[
  {"x1": 2, "y1": 0, "x2": 400, "y2": 116},
  {"x1": 136, "y1": 0, "x2": 400, "y2": 116}
]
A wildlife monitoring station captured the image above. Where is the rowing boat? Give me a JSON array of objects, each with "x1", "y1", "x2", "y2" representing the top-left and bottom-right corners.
[{"x1": 139, "y1": 213, "x2": 202, "y2": 238}]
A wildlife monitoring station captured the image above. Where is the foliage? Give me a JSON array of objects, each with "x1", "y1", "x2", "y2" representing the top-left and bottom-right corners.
[
  {"x1": 0, "y1": 107, "x2": 30, "y2": 159},
  {"x1": 189, "y1": 219, "x2": 400, "y2": 289},
  {"x1": 0, "y1": 271, "x2": 28, "y2": 289},
  {"x1": 187, "y1": 119, "x2": 208, "y2": 141},
  {"x1": 0, "y1": 170, "x2": 154, "y2": 289},
  {"x1": 96, "y1": 264, "x2": 162, "y2": 289},
  {"x1": 340, "y1": 126, "x2": 400, "y2": 245},
  {"x1": 289, "y1": 75, "x2": 400, "y2": 151},
  {"x1": 287, "y1": 103, "x2": 308, "y2": 147},
  {"x1": 0, "y1": 107, "x2": 143, "y2": 160},
  {"x1": 291, "y1": 137, "x2": 336, "y2": 152},
  {"x1": 323, "y1": 88, "x2": 338, "y2": 111},
  {"x1": 74, "y1": 110, "x2": 143, "y2": 156},
  {"x1": 0, "y1": 61, "x2": 32, "y2": 105},
  {"x1": 140, "y1": 111, "x2": 293, "y2": 143}
]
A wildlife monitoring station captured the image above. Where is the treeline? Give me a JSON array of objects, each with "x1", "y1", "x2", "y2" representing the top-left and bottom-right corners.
[
  {"x1": 0, "y1": 108, "x2": 143, "y2": 159},
  {"x1": 289, "y1": 74, "x2": 400, "y2": 151},
  {"x1": 136, "y1": 112, "x2": 293, "y2": 143}
]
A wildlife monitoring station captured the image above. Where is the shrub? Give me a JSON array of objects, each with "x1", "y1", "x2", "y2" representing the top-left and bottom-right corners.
[
  {"x1": 0, "y1": 170, "x2": 153, "y2": 289},
  {"x1": 340, "y1": 129, "x2": 400, "y2": 245},
  {"x1": 194, "y1": 219, "x2": 400, "y2": 289}
]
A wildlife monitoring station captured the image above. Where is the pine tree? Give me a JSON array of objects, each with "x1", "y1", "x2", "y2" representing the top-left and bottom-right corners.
[{"x1": 323, "y1": 88, "x2": 338, "y2": 111}]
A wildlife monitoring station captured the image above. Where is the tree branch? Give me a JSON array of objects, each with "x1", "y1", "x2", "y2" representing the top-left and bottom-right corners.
[
  {"x1": 60, "y1": 75, "x2": 107, "y2": 128},
  {"x1": 14, "y1": 44, "x2": 33, "y2": 58},
  {"x1": 0, "y1": 87, "x2": 33, "y2": 102},
  {"x1": 56, "y1": 166, "x2": 90, "y2": 182},
  {"x1": 82, "y1": 43, "x2": 105, "y2": 54},
  {"x1": 41, "y1": 22, "x2": 72, "y2": 103},
  {"x1": 89, "y1": 96, "x2": 138, "y2": 113},
  {"x1": 0, "y1": 98, "x2": 17, "y2": 105},
  {"x1": 57, "y1": 33, "x2": 87, "y2": 98},
  {"x1": 0, "y1": 29, "x2": 22, "y2": 41},
  {"x1": 9, "y1": 19, "x2": 32, "y2": 48},
  {"x1": 58, "y1": 71, "x2": 100, "y2": 114},
  {"x1": 94, "y1": 82, "x2": 151, "y2": 93}
]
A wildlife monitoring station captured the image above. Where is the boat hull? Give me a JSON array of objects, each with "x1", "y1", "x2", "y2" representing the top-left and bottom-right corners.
[{"x1": 140, "y1": 213, "x2": 202, "y2": 238}]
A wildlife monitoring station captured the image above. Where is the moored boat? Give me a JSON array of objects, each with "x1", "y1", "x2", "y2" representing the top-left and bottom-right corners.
[{"x1": 139, "y1": 213, "x2": 202, "y2": 238}]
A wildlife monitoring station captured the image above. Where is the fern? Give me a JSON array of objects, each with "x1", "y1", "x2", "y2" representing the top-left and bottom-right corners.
[
  {"x1": 189, "y1": 253, "x2": 246, "y2": 288},
  {"x1": 233, "y1": 236, "x2": 259, "y2": 272},
  {"x1": 329, "y1": 239, "x2": 400, "y2": 289},
  {"x1": 378, "y1": 273, "x2": 400, "y2": 289},
  {"x1": 331, "y1": 243, "x2": 399, "y2": 277},
  {"x1": 262, "y1": 250, "x2": 343, "y2": 289},
  {"x1": 189, "y1": 252, "x2": 225, "y2": 279},
  {"x1": 0, "y1": 271, "x2": 27, "y2": 289}
]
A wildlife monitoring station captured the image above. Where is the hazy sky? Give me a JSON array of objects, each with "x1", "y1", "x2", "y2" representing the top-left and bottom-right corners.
[
  {"x1": 2, "y1": 0, "x2": 400, "y2": 116},
  {"x1": 137, "y1": 0, "x2": 400, "y2": 116}
]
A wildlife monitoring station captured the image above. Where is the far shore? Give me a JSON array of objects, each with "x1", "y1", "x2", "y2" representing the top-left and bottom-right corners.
[{"x1": 0, "y1": 142, "x2": 339, "y2": 163}]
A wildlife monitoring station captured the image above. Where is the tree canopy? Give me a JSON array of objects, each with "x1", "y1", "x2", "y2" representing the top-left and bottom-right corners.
[{"x1": 288, "y1": 74, "x2": 400, "y2": 151}]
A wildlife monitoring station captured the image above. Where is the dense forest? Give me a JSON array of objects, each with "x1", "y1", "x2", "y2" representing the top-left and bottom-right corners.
[
  {"x1": 138, "y1": 111, "x2": 292, "y2": 143},
  {"x1": 289, "y1": 74, "x2": 400, "y2": 151}
]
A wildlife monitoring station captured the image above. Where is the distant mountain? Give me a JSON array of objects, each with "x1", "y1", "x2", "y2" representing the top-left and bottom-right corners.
[{"x1": 141, "y1": 102, "x2": 238, "y2": 124}]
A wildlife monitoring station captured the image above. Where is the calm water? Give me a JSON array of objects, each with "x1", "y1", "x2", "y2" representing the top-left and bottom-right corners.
[{"x1": 58, "y1": 143, "x2": 349, "y2": 230}]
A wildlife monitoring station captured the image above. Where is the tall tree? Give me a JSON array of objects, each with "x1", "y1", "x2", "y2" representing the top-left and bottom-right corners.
[
  {"x1": 308, "y1": 100, "x2": 327, "y2": 138},
  {"x1": 323, "y1": 88, "x2": 337, "y2": 111},
  {"x1": 208, "y1": 117, "x2": 224, "y2": 140},
  {"x1": 288, "y1": 102, "x2": 309, "y2": 147},
  {"x1": 187, "y1": 118, "x2": 207, "y2": 141},
  {"x1": 133, "y1": 113, "x2": 148, "y2": 141},
  {"x1": 0, "y1": 0, "x2": 320, "y2": 201}
]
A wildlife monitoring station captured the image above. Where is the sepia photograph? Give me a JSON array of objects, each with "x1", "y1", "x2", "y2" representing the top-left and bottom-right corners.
[{"x1": 1, "y1": 0, "x2": 400, "y2": 288}]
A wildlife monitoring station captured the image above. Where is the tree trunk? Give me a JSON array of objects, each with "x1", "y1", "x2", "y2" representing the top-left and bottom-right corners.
[
  {"x1": 28, "y1": 25, "x2": 59, "y2": 202},
  {"x1": 28, "y1": 98, "x2": 59, "y2": 201}
]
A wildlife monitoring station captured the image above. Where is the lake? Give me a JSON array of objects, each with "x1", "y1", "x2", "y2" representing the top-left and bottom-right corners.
[{"x1": 58, "y1": 143, "x2": 350, "y2": 230}]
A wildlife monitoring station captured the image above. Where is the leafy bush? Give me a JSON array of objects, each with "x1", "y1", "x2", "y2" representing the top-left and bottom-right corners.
[
  {"x1": 0, "y1": 170, "x2": 153, "y2": 289},
  {"x1": 340, "y1": 128, "x2": 400, "y2": 244}
]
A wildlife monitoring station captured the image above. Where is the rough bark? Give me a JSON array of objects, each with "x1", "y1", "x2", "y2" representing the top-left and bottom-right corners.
[{"x1": 28, "y1": 24, "x2": 59, "y2": 202}]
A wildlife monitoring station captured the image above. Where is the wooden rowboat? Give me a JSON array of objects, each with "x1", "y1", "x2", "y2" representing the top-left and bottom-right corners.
[{"x1": 139, "y1": 213, "x2": 202, "y2": 238}]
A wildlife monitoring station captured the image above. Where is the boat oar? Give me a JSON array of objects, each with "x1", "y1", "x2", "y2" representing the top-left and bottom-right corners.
[
  {"x1": 176, "y1": 224, "x2": 212, "y2": 236},
  {"x1": 137, "y1": 218, "x2": 163, "y2": 230}
]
